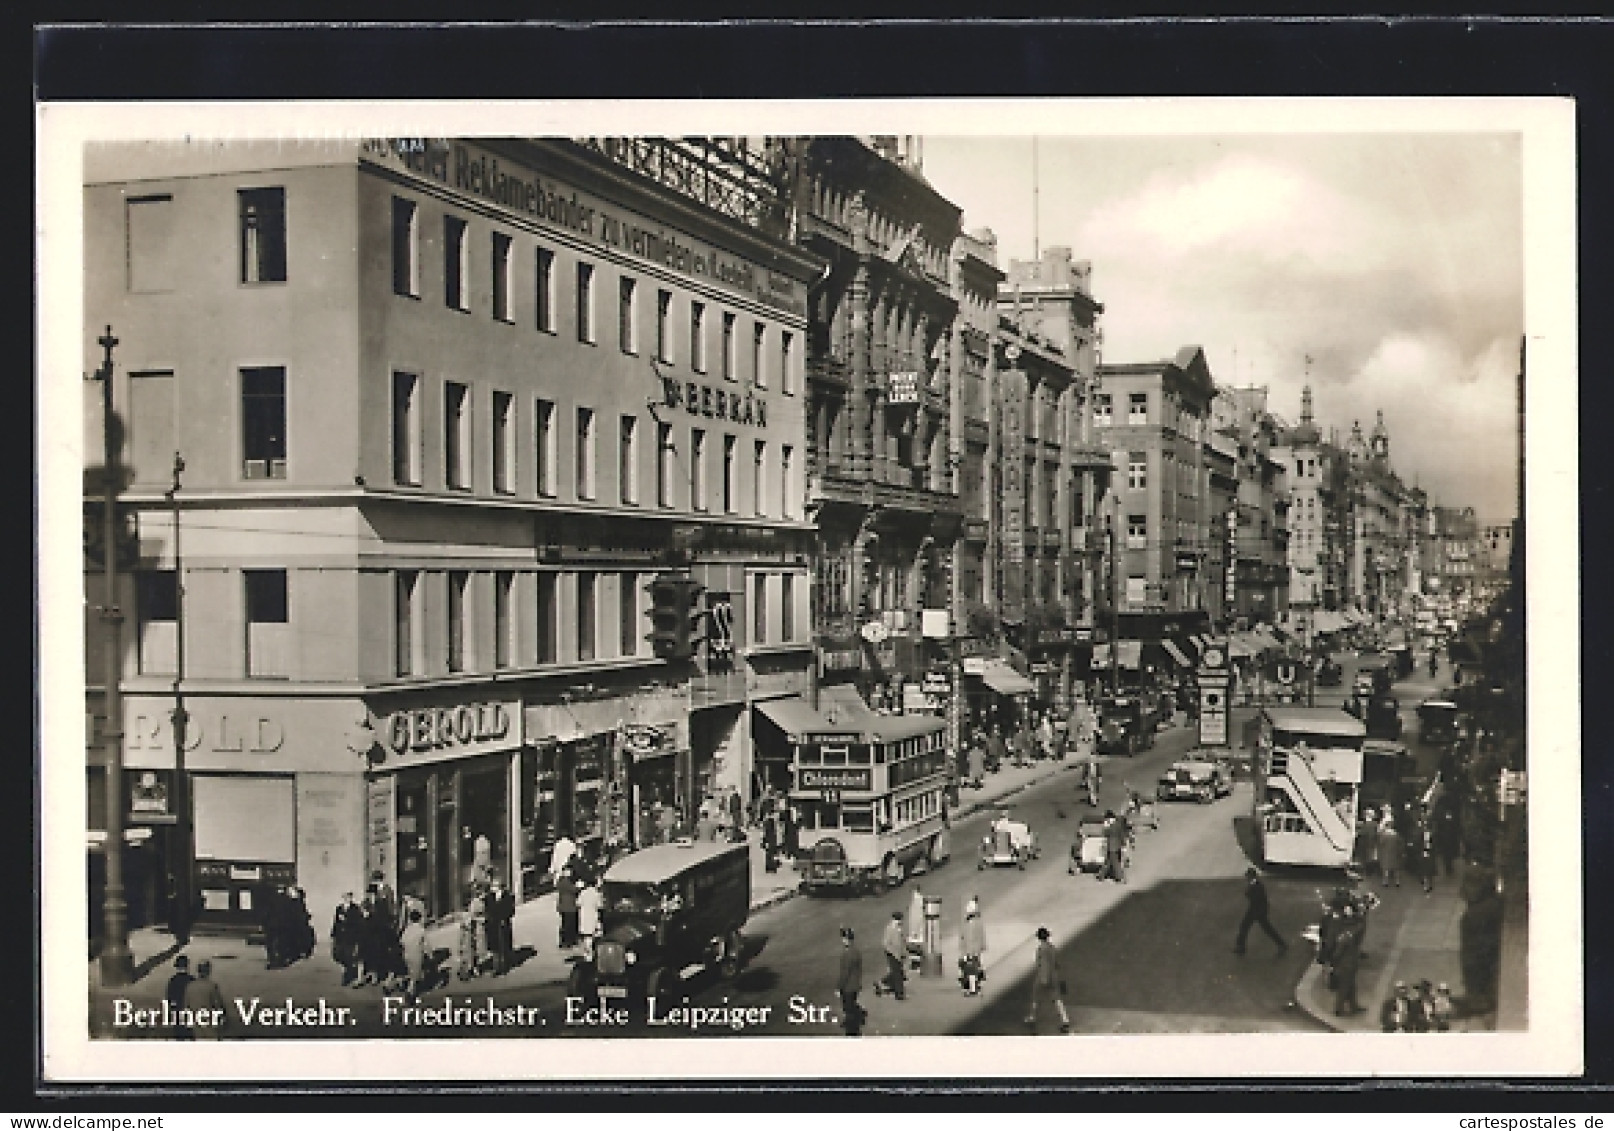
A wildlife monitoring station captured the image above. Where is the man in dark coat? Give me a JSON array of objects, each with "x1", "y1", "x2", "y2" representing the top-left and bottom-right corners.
[
  {"x1": 1233, "y1": 866, "x2": 1288, "y2": 956},
  {"x1": 331, "y1": 891, "x2": 363, "y2": 986},
  {"x1": 1433, "y1": 803, "x2": 1462, "y2": 877},
  {"x1": 164, "y1": 955, "x2": 195, "y2": 1039},
  {"x1": 1459, "y1": 875, "x2": 1504, "y2": 1015},
  {"x1": 262, "y1": 885, "x2": 288, "y2": 969},
  {"x1": 556, "y1": 868, "x2": 581, "y2": 949},
  {"x1": 485, "y1": 876, "x2": 516, "y2": 975},
  {"x1": 761, "y1": 813, "x2": 779, "y2": 873},
  {"x1": 1024, "y1": 926, "x2": 1072, "y2": 1033},
  {"x1": 837, "y1": 926, "x2": 864, "y2": 1037},
  {"x1": 1331, "y1": 905, "x2": 1365, "y2": 1016}
]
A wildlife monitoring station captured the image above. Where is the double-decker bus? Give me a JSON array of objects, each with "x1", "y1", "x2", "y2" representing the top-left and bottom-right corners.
[
  {"x1": 768, "y1": 687, "x2": 951, "y2": 895},
  {"x1": 1253, "y1": 707, "x2": 1369, "y2": 867}
]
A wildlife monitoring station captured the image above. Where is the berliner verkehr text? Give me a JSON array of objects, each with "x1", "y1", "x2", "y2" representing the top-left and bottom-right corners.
[{"x1": 111, "y1": 997, "x2": 359, "y2": 1029}]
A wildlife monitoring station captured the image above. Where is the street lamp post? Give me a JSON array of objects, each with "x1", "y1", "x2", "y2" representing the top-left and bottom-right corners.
[
  {"x1": 166, "y1": 451, "x2": 193, "y2": 945},
  {"x1": 94, "y1": 325, "x2": 134, "y2": 987}
]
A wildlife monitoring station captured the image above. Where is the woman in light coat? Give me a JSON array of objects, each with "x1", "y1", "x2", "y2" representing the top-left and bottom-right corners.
[{"x1": 958, "y1": 902, "x2": 988, "y2": 995}]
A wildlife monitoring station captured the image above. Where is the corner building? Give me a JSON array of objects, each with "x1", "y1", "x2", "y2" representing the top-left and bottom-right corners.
[{"x1": 83, "y1": 138, "x2": 819, "y2": 933}]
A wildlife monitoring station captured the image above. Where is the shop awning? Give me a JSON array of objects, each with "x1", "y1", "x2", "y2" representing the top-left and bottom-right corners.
[
  {"x1": 1161, "y1": 639, "x2": 1191, "y2": 668},
  {"x1": 1090, "y1": 641, "x2": 1143, "y2": 670},
  {"x1": 978, "y1": 659, "x2": 1035, "y2": 696}
]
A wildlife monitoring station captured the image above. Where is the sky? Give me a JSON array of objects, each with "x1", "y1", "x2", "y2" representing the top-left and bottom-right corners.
[{"x1": 920, "y1": 133, "x2": 1524, "y2": 523}]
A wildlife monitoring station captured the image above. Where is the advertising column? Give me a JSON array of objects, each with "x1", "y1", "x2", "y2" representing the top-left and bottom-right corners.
[{"x1": 1196, "y1": 639, "x2": 1232, "y2": 749}]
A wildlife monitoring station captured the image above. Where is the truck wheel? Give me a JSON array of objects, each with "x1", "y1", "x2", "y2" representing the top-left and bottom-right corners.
[
  {"x1": 718, "y1": 931, "x2": 743, "y2": 979},
  {"x1": 645, "y1": 965, "x2": 673, "y2": 1005}
]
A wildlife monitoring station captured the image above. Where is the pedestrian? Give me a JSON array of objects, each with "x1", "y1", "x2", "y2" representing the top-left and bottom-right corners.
[
  {"x1": 1232, "y1": 866, "x2": 1288, "y2": 957},
  {"x1": 1085, "y1": 752, "x2": 1102, "y2": 808},
  {"x1": 556, "y1": 867, "x2": 580, "y2": 949},
  {"x1": 966, "y1": 734, "x2": 986, "y2": 789},
  {"x1": 1380, "y1": 980, "x2": 1415, "y2": 1032},
  {"x1": 1101, "y1": 810, "x2": 1128, "y2": 883},
  {"x1": 1378, "y1": 818, "x2": 1404, "y2": 888},
  {"x1": 728, "y1": 788, "x2": 744, "y2": 838},
  {"x1": 1330, "y1": 905, "x2": 1364, "y2": 1017},
  {"x1": 164, "y1": 955, "x2": 195, "y2": 1040},
  {"x1": 262, "y1": 884, "x2": 288, "y2": 969},
  {"x1": 577, "y1": 872, "x2": 603, "y2": 962},
  {"x1": 330, "y1": 891, "x2": 362, "y2": 986},
  {"x1": 1038, "y1": 715, "x2": 1056, "y2": 762},
  {"x1": 1409, "y1": 813, "x2": 1436, "y2": 894},
  {"x1": 369, "y1": 870, "x2": 399, "y2": 933},
  {"x1": 873, "y1": 910, "x2": 907, "y2": 1000},
  {"x1": 1431, "y1": 982, "x2": 1455, "y2": 1031},
  {"x1": 762, "y1": 811, "x2": 780, "y2": 874},
  {"x1": 286, "y1": 885, "x2": 316, "y2": 962},
  {"x1": 356, "y1": 893, "x2": 388, "y2": 986},
  {"x1": 1024, "y1": 926, "x2": 1072, "y2": 1034},
  {"x1": 837, "y1": 926, "x2": 865, "y2": 1037},
  {"x1": 485, "y1": 875, "x2": 515, "y2": 975},
  {"x1": 1013, "y1": 723, "x2": 1034, "y2": 768},
  {"x1": 958, "y1": 901, "x2": 988, "y2": 996},
  {"x1": 457, "y1": 884, "x2": 487, "y2": 981},
  {"x1": 400, "y1": 908, "x2": 428, "y2": 1003},
  {"x1": 182, "y1": 959, "x2": 228, "y2": 1039},
  {"x1": 986, "y1": 727, "x2": 1008, "y2": 774},
  {"x1": 1355, "y1": 808, "x2": 1381, "y2": 876},
  {"x1": 785, "y1": 803, "x2": 800, "y2": 859},
  {"x1": 1434, "y1": 803, "x2": 1462, "y2": 878}
]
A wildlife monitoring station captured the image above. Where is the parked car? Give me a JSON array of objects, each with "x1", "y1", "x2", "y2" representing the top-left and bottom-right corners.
[
  {"x1": 568, "y1": 840, "x2": 750, "y2": 1007},
  {"x1": 1096, "y1": 695, "x2": 1154, "y2": 756},
  {"x1": 1416, "y1": 698, "x2": 1461, "y2": 745},
  {"x1": 1156, "y1": 757, "x2": 1233, "y2": 804}
]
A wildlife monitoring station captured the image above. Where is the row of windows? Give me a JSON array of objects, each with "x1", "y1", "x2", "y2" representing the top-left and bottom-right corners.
[
  {"x1": 126, "y1": 188, "x2": 287, "y2": 293},
  {"x1": 134, "y1": 569, "x2": 287, "y2": 678},
  {"x1": 1091, "y1": 392, "x2": 1150, "y2": 429},
  {"x1": 393, "y1": 374, "x2": 799, "y2": 517},
  {"x1": 391, "y1": 197, "x2": 798, "y2": 393}
]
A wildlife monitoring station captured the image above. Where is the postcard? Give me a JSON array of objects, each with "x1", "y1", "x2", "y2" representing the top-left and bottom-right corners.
[{"x1": 38, "y1": 95, "x2": 1580, "y2": 1082}]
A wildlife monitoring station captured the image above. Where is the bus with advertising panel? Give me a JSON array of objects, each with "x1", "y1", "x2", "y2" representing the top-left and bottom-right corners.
[{"x1": 1254, "y1": 707, "x2": 1369, "y2": 867}]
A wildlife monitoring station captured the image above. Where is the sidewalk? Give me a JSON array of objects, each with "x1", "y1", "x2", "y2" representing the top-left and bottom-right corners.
[
  {"x1": 89, "y1": 751, "x2": 1084, "y2": 1035},
  {"x1": 1293, "y1": 859, "x2": 1499, "y2": 1033}
]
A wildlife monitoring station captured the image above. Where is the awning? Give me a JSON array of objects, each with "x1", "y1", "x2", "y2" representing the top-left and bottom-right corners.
[
  {"x1": 1090, "y1": 641, "x2": 1143, "y2": 670},
  {"x1": 979, "y1": 660, "x2": 1035, "y2": 696},
  {"x1": 1161, "y1": 639, "x2": 1191, "y2": 668}
]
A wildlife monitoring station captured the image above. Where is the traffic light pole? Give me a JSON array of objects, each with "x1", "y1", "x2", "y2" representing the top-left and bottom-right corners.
[{"x1": 167, "y1": 451, "x2": 192, "y2": 945}]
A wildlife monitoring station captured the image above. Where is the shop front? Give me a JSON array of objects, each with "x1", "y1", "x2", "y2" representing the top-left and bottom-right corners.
[
  {"x1": 368, "y1": 696, "x2": 523, "y2": 920},
  {"x1": 961, "y1": 657, "x2": 1035, "y2": 736},
  {"x1": 115, "y1": 694, "x2": 370, "y2": 937}
]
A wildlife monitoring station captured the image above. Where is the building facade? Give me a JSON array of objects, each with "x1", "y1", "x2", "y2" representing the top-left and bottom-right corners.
[{"x1": 84, "y1": 137, "x2": 820, "y2": 933}]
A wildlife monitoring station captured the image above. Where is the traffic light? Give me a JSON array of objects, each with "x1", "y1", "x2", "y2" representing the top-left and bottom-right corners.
[{"x1": 648, "y1": 573, "x2": 703, "y2": 660}]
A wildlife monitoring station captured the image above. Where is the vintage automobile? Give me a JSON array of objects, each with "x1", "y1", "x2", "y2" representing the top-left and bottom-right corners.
[
  {"x1": 1386, "y1": 645, "x2": 1415, "y2": 681},
  {"x1": 1095, "y1": 695, "x2": 1155, "y2": 757},
  {"x1": 1360, "y1": 694, "x2": 1403, "y2": 742},
  {"x1": 1156, "y1": 757, "x2": 1234, "y2": 804},
  {"x1": 1353, "y1": 656, "x2": 1394, "y2": 699},
  {"x1": 1314, "y1": 655, "x2": 1344, "y2": 687},
  {"x1": 567, "y1": 840, "x2": 750, "y2": 1006},
  {"x1": 1359, "y1": 738, "x2": 1416, "y2": 814},
  {"x1": 979, "y1": 812, "x2": 1039, "y2": 869},
  {"x1": 1417, "y1": 698, "x2": 1461, "y2": 745}
]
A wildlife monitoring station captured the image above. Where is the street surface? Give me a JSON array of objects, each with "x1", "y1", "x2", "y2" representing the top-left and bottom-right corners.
[{"x1": 98, "y1": 647, "x2": 1454, "y2": 1040}]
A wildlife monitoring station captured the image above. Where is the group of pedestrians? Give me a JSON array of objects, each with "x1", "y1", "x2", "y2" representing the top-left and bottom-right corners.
[
  {"x1": 1380, "y1": 978, "x2": 1457, "y2": 1032},
  {"x1": 551, "y1": 835, "x2": 604, "y2": 959},
  {"x1": 834, "y1": 896, "x2": 1072, "y2": 1036},
  {"x1": 329, "y1": 871, "x2": 427, "y2": 995},
  {"x1": 1354, "y1": 803, "x2": 1454, "y2": 895},
  {"x1": 262, "y1": 884, "x2": 317, "y2": 970}
]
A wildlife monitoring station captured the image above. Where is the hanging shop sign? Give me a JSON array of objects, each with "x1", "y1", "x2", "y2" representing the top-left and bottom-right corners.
[
  {"x1": 659, "y1": 377, "x2": 768, "y2": 429},
  {"x1": 1225, "y1": 510, "x2": 1239, "y2": 605},
  {"x1": 818, "y1": 635, "x2": 865, "y2": 675},
  {"x1": 620, "y1": 723, "x2": 676, "y2": 761},
  {"x1": 127, "y1": 770, "x2": 172, "y2": 821},
  {"x1": 707, "y1": 593, "x2": 736, "y2": 665},
  {"x1": 887, "y1": 372, "x2": 922, "y2": 405},
  {"x1": 1000, "y1": 368, "x2": 1028, "y2": 626},
  {"x1": 860, "y1": 619, "x2": 890, "y2": 644}
]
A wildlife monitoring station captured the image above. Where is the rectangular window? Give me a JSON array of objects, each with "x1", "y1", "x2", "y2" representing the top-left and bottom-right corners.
[
  {"x1": 1128, "y1": 392, "x2": 1148, "y2": 425},
  {"x1": 657, "y1": 423, "x2": 675, "y2": 508},
  {"x1": 722, "y1": 312, "x2": 737, "y2": 381},
  {"x1": 492, "y1": 391, "x2": 514, "y2": 494},
  {"x1": 691, "y1": 429, "x2": 707, "y2": 512},
  {"x1": 753, "y1": 440, "x2": 767, "y2": 517},
  {"x1": 444, "y1": 215, "x2": 468, "y2": 311},
  {"x1": 753, "y1": 573, "x2": 767, "y2": 646},
  {"x1": 780, "y1": 330, "x2": 796, "y2": 394},
  {"x1": 619, "y1": 415, "x2": 638, "y2": 505},
  {"x1": 656, "y1": 289, "x2": 673, "y2": 362},
  {"x1": 447, "y1": 570, "x2": 469, "y2": 673},
  {"x1": 536, "y1": 399, "x2": 557, "y2": 497},
  {"x1": 1128, "y1": 453, "x2": 1147, "y2": 491},
  {"x1": 576, "y1": 262, "x2": 595, "y2": 343},
  {"x1": 395, "y1": 571, "x2": 420, "y2": 676},
  {"x1": 1093, "y1": 394, "x2": 1112, "y2": 428},
  {"x1": 752, "y1": 322, "x2": 767, "y2": 388},
  {"x1": 445, "y1": 381, "x2": 470, "y2": 490},
  {"x1": 577, "y1": 572, "x2": 597, "y2": 662},
  {"x1": 780, "y1": 445, "x2": 794, "y2": 519},
  {"x1": 126, "y1": 194, "x2": 175, "y2": 293},
  {"x1": 239, "y1": 187, "x2": 287, "y2": 284},
  {"x1": 781, "y1": 573, "x2": 796, "y2": 641},
  {"x1": 619, "y1": 276, "x2": 638, "y2": 354},
  {"x1": 723, "y1": 434, "x2": 738, "y2": 514},
  {"x1": 619, "y1": 571, "x2": 639, "y2": 658},
  {"x1": 392, "y1": 372, "x2": 421, "y2": 485},
  {"x1": 537, "y1": 573, "x2": 558, "y2": 663},
  {"x1": 1127, "y1": 514, "x2": 1147, "y2": 550},
  {"x1": 536, "y1": 247, "x2": 556, "y2": 332},
  {"x1": 244, "y1": 568, "x2": 289, "y2": 678},
  {"x1": 1126, "y1": 576, "x2": 1148, "y2": 605},
  {"x1": 494, "y1": 571, "x2": 514, "y2": 669},
  {"x1": 241, "y1": 366, "x2": 287, "y2": 480},
  {"x1": 136, "y1": 569, "x2": 178, "y2": 675},
  {"x1": 576, "y1": 407, "x2": 597, "y2": 500},
  {"x1": 492, "y1": 232, "x2": 513, "y2": 322},
  {"x1": 690, "y1": 301, "x2": 707, "y2": 372},
  {"x1": 391, "y1": 197, "x2": 418, "y2": 297}
]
